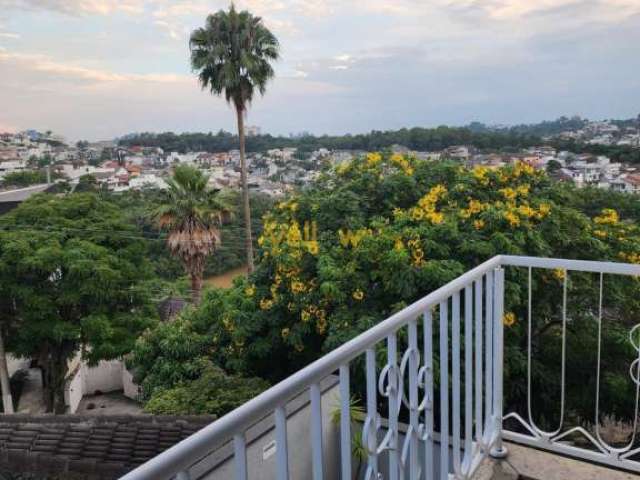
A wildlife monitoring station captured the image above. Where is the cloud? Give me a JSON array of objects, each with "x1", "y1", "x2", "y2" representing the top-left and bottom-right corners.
[
  {"x1": 0, "y1": 46, "x2": 345, "y2": 139},
  {"x1": 0, "y1": 31, "x2": 20, "y2": 39},
  {"x1": 0, "y1": 0, "x2": 147, "y2": 15},
  {"x1": 0, "y1": 51, "x2": 189, "y2": 85}
]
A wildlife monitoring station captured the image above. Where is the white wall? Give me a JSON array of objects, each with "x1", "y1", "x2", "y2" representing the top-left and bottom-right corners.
[
  {"x1": 6, "y1": 355, "x2": 30, "y2": 377},
  {"x1": 64, "y1": 358, "x2": 140, "y2": 411},
  {"x1": 82, "y1": 359, "x2": 124, "y2": 394}
]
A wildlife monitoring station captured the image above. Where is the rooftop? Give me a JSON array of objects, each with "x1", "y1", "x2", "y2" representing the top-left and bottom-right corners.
[{"x1": 0, "y1": 414, "x2": 214, "y2": 479}]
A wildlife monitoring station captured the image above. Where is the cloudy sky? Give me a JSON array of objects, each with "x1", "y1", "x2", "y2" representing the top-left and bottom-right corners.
[{"x1": 0, "y1": 0, "x2": 639, "y2": 141}]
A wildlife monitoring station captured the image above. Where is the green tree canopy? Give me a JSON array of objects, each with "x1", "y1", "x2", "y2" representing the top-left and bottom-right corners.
[
  {"x1": 130, "y1": 153, "x2": 640, "y2": 429},
  {"x1": 0, "y1": 193, "x2": 157, "y2": 412}
]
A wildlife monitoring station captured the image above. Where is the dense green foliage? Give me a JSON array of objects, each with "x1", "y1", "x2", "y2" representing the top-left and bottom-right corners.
[
  {"x1": 131, "y1": 153, "x2": 640, "y2": 427},
  {"x1": 1, "y1": 170, "x2": 50, "y2": 188},
  {"x1": 143, "y1": 361, "x2": 268, "y2": 416},
  {"x1": 106, "y1": 188, "x2": 274, "y2": 282},
  {"x1": 120, "y1": 126, "x2": 542, "y2": 154},
  {"x1": 0, "y1": 194, "x2": 157, "y2": 412}
]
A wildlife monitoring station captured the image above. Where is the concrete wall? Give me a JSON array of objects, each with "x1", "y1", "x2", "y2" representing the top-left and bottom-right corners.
[
  {"x1": 64, "y1": 359, "x2": 140, "y2": 412},
  {"x1": 82, "y1": 360, "x2": 124, "y2": 395},
  {"x1": 6, "y1": 355, "x2": 30, "y2": 377},
  {"x1": 188, "y1": 377, "x2": 340, "y2": 480}
]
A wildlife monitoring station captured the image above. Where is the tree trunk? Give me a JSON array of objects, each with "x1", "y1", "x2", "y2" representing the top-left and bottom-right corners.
[
  {"x1": 191, "y1": 272, "x2": 203, "y2": 305},
  {"x1": 0, "y1": 329, "x2": 14, "y2": 413},
  {"x1": 41, "y1": 348, "x2": 69, "y2": 414},
  {"x1": 236, "y1": 105, "x2": 255, "y2": 273}
]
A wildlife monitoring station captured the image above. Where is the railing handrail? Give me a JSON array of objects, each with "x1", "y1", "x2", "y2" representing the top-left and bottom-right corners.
[
  {"x1": 501, "y1": 255, "x2": 640, "y2": 276},
  {"x1": 121, "y1": 255, "x2": 640, "y2": 480}
]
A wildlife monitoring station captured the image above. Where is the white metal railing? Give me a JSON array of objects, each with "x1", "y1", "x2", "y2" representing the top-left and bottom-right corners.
[
  {"x1": 500, "y1": 255, "x2": 640, "y2": 473},
  {"x1": 120, "y1": 255, "x2": 640, "y2": 480}
]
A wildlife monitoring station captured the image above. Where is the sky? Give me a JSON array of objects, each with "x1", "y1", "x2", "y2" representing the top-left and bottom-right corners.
[{"x1": 0, "y1": 0, "x2": 639, "y2": 141}]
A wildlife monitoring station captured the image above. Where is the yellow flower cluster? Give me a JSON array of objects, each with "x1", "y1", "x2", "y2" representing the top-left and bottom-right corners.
[
  {"x1": 499, "y1": 187, "x2": 517, "y2": 201},
  {"x1": 513, "y1": 161, "x2": 536, "y2": 177},
  {"x1": 539, "y1": 203, "x2": 551, "y2": 217},
  {"x1": 260, "y1": 298, "x2": 274, "y2": 310},
  {"x1": 594, "y1": 209, "x2": 619, "y2": 225},
  {"x1": 277, "y1": 200, "x2": 298, "y2": 212},
  {"x1": 244, "y1": 285, "x2": 255, "y2": 297},
  {"x1": 620, "y1": 252, "x2": 640, "y2": 264},
  {"x1": 291, "y1": 280, "x2": 307, "y2": 294},
  {"x1": 222, "y1": 315, "x2": 235, "y2": 333},
  {"x1": 552, "y1": 268, "x2": 566, "y2": 281},
  {"x1": 408, "y1": 185, "x2": 447, "y2": 225},
  {"x1": 503, "y1": 211, "x2": 520, "y2": 227},
  {"x1": 408, "y1": 238, "x2": 425, "y2": 267},
  {"x1": 307, "y1": 240, "x2": 319, "y2": 255},
  {"x1": 473, "y1": 219, "x2": 485, "y2": 230},
  {"x1": 460, "y1": 199, "x2": 488, "y2": 219},
  {"x1": 503, "y1": 312, "x2": 516, "y2": 327},
  {"x1": 472, "y1": 166, "x2": 490, "y2": 185},
  {"x1": 338, "y1": 228, "x2": 372, "y2": 248},
  {"x1": 352, "y1": 289, "x2": 364, "y2": 301},
  {"x1": 390, "y1": 153, "x2": 414, "y2": 176},
  {"x1": 366, "y1": 152, "x2": 382, "y2": 167},
  {"x1": 499, "y1": 184, "x2": 529, "y2": 202},
  {"x1": 336, "y1": 161, "x2": 351, "y2": 176}
]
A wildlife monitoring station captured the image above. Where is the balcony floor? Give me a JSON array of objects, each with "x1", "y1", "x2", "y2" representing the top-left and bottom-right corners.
[{"x1": 477, "y1": 441, "x2": 639, "y2": 480}]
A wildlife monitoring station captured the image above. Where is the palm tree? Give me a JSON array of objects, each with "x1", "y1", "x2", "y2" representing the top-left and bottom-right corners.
[
  {"x1": 190, "y1": 4, "x2": 279, "y2": 273},
  {"x1": 155, "y1": 165, "x2": 230, "y2": 305}
]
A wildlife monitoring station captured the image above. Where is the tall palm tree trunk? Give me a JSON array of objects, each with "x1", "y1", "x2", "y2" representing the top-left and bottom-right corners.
[
  {"x1": 191, "y1": 273, "x2": 203, "y2": 305},
  {"x1": 236, "y1": 105, "x2": 255, "y2": 273},
  {"x1": 0, "y1": 329, "x2": 14, "y2": 413}
]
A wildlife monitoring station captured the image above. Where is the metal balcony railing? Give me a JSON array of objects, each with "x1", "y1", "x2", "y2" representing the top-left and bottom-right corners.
[{"x1": 120, "y1": 255, "x2": 640, "y2": 480}]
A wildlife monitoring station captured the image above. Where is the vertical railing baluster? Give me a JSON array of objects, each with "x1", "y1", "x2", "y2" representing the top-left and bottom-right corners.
[
  {"x1": 234, "y1": 434, "x2": 248, "y2": 480},
  {"x1": 408, "y1": 319, "x2": 420, "y2": 480},
  {"x1": 491, "y1": 268, "x2": 507, "y2": 458},
  {"x1": 452, "y1": 291, "x2": 462, "y2": 476},
  {"x1": 339, "y1": 365, "x2": 352, "y2": 480},
  {"x1": 275, "y1": 406, "x2": 289, "y2": 480},
  {"x1": 424, "y1": 309, "x2": 435, "y2": 480},
  {"x1": 474, "y1": 279, "x2": 483, "y2": 445},
  {"x1": 439, "y1": 300, "x2": 449, "y2": 480},
  {"x1": 484, "y1": 270, "x2": 494, "y2": 435},
  {"x1": 365, "y1": 348, "x2": 379, "y2": 478},
  {"x1": 310, "y1": 383, "x2": 324, "y2": 480},
  {"x1": 387, "y1": 333, "x2": 399, "y2": 480},
  {"x1": 464, "y1": 285, "x2": 473, "y2": 470}
]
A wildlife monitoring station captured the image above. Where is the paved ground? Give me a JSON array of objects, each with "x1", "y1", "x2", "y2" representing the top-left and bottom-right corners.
[
  {"x1": 16, "y1": 368, "x2": 46, "y2": 414},
  {"x1": 76, "y1": 391, "x2": 144, "y2": 415},
  {"x1": 477, "y1": 441, "x2": 640, "y2": 480}
]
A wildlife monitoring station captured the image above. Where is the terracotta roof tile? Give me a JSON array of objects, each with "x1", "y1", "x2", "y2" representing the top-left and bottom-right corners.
[{"x1": 0, "y1": 414, "x2": 215, "y2": 479}]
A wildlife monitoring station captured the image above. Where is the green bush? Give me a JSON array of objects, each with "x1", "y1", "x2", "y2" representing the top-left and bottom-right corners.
[{"x1": 143, "y1": 361, "x2": 268, "y2": 416}]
